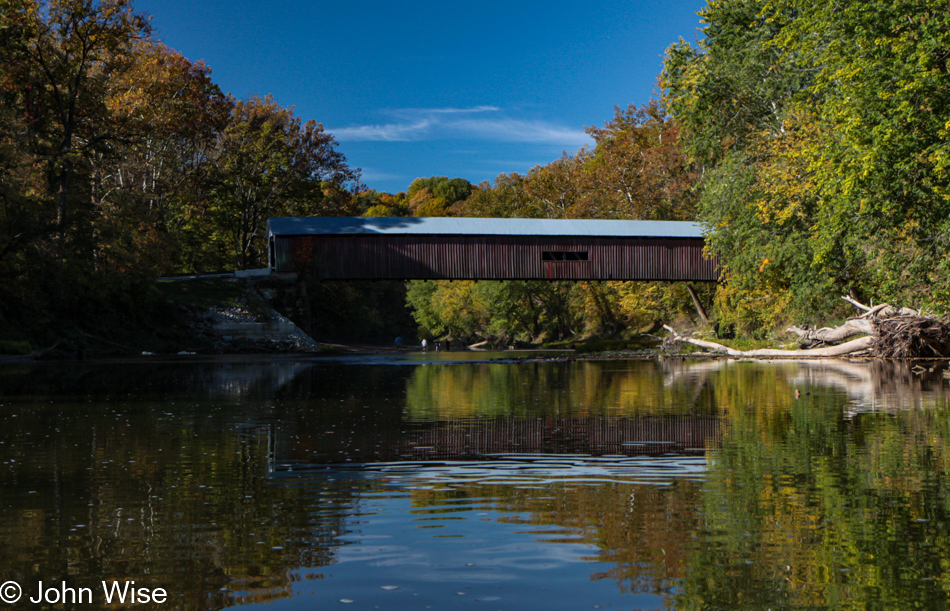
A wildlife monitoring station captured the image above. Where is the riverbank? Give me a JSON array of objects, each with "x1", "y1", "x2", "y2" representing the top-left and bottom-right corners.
[{"x1": 1, "y1": 274, "x2": 879, "y2": 363}]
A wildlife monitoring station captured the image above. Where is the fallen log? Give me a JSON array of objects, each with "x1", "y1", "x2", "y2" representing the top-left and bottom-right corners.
[
  {"x1": 786, "y1": 318, "x2": 874, "y2": 346},
  {"x1": 665, "y1": 297, "x2": 950, "y2": 359},
  {"x1": 664, "y1": 325, "x2": 874, "y2": 357}
]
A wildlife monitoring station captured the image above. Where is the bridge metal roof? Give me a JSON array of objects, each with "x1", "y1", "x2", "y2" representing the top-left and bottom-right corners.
[{"x1": 267, "y1": 217, "x2": 705, "y2": 239}]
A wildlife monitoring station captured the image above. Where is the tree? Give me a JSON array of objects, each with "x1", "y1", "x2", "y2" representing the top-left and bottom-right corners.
[
  {"x1": 0, "y1": 0, "x2": 46, "y2": 267},
  {"x1": 464, "y1": 103, "x2": 696, "y2": 223},
  {"x1": 462, "y1": 174, "x2": 534, "y2": 218},
  {"x1": 406, "y1": 280, "x2": 487, "y2": 341},
  {"x1": 431, "y1": 177, "x2": 471, "y2": 203},
  {"x1": 405, "y1": 176, "x2": 472, "y2": 217},
  {"x1": 451, "y1": 105, "x2": 702, "y2": 342},
  {"x1": 584, "y1": 101, "x2": 698, "y2": 221},
  {"x1": 770, "y1": 0, "x2": 950, "y2": 305},
  {"x1": 662, "y1": 0, "x2": 805, "y2": 166},
  {"x1": 663, "y1": 0, "x2": 950, "y2": 330},
  {"x1": 204, "y1": 96, "x2": 361, "y2": 270},
  {"x1": 93, "y1": 41, "x2": 232, "y2": 275},
  {"x1": 0, "y1": 0, "x2": 163, "y2": 335},
  {"x1": 19, "y1": 0, "x2": 151, "y2": 241}
]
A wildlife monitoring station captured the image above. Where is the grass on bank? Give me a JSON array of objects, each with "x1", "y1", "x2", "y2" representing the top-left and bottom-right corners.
[{"x1": 539, "y1": 335, "x2": 662, "y2": 354}]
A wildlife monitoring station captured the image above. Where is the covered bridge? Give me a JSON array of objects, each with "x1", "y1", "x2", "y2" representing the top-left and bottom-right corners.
[{"x1": 267, "y1": 216, "x2": 718, "y2": 281}]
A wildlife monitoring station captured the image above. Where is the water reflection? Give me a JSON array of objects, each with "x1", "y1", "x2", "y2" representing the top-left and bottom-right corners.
[
  {"x1": 0, "y1": 357, "x2": 949, "y2": 609},
  {"x1": 676, "y1": 360, "x2": 950, "y2": 609}
]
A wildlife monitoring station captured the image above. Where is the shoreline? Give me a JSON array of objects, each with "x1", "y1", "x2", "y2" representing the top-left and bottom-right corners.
[{"x1": 7, "y1": 343, "x2": 948, "y2": 365}]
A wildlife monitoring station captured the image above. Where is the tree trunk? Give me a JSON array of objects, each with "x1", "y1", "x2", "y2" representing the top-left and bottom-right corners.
[
  {"x1": 664, "y1": 326, "x2": 873, "y2": 357},
  {"x1": 664, "y1": 296, "x2": 950, "y2": 359},
  {"x1": 686, "y1": 283, "x2": 709, "y2": 326}
]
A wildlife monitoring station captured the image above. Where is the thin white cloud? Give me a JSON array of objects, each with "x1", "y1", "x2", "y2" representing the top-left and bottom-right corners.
[
  {"x1": 356, "y1": 168, "x2": 404, "y2": 182},
  {"x1": 332, "y1": 120, "x2": 431, "y2": 142},
  {"x1": 449, "y1": 118, "x2": 590, "y2": 146},
  {"x1": 395, "y1": 105, "x2": 501, "y2": 115},
  {"x1": 329, "y1": 107, "x2": 591, "y2": 147}
]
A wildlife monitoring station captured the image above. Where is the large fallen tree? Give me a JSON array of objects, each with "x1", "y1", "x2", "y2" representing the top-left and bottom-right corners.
[{"x1": 665, "y1": 296, "x2": 950, "y2": 358}]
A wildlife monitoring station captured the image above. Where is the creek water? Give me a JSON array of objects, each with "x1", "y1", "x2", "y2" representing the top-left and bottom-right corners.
[{"x1": 2, "y1": 354, "x2": 950, "y2": 609}]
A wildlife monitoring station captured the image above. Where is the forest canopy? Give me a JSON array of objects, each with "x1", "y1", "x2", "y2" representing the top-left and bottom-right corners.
[
  {"x1": 0, "y1": 0, "x2": 362, "y2": 338},
  {"x1": 663, "y1": 0, "x2": 950, "y2": 332},
  {"x1": 4, "y1": 0, "x2": 948, "y2": 348}
]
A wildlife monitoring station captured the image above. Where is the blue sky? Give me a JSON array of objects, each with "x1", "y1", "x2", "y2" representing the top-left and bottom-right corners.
[{"x1": 137, "y1": 0, "x2": 707, "y2": 193}]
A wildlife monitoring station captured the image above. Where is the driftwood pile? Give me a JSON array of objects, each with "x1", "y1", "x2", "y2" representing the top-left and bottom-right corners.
[
  {"x1": 665, "y1": 296, "x2": 950, "y2": 359},
  {"x1": 873, "y1": 313, "x2": 950, "y2": 359}
]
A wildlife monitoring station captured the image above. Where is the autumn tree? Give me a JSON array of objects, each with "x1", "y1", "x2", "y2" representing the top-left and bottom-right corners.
[
  {"x1": 94, "y1": 41, "x2": 232, "y2": 274},
  {"x1": 584, "y1": 101, "x2": 698, "y2": 221},
  {"x1": 409, "y1": 104, "x2": 703, "y2": 344},
  {"x1": 201, "y1": 95, "x2": 362, "y2": 271},
  {"x1": 464, "y1": 104, "x2": 695, "y2": 223},
  {"x1": 407, "y1": 176, "x2": 472, "y2": 203},
  {"x1": 362, "y1": 191, "x2": 409, "y2": 217},
  {"x1": 0, "y1": 0, "x2": 163, "y2": 338},
  {"x1": 0, "y1": 0, "x2": 365, "y2": 344},
  {"x1": 462, "y1": 155, "x2": 586, "y2": 220},
  {"x1": 0, "y1": 0, "x2": 46, "y2": 266},
  {"x1": 19, "y1": 0, "x2": 151, "y2": 242},
  {"x1": 405, "y1": 176, "x2": 472, "y2": 216}
]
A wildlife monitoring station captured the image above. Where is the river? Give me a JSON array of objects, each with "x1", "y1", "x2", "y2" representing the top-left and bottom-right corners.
[{"x1": 1, "y1": 354, "x2": 949, "y2": 609}]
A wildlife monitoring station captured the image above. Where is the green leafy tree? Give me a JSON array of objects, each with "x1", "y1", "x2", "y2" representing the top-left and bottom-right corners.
[
  {"x1": 406, "y1": 280, "x2": 488, "y2": 341},
  {"x1": 431, "y1": 177, "x2": 472, "y2": 203},
  {"x1": 771, "y1": 0, "x2": 950, "y2": 305},
  {"x1": 406, "y1": 176, "x2": 472, "y2": 217},
  {"x1": 663, "y1": 0, "x2": 950, "y2": 329},
  {"x1": 663, "y1": 0, "x2": 804, "y2": 166}
]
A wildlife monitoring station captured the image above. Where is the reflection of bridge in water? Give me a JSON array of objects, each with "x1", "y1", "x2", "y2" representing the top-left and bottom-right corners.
[
  {"x1": 276, "y1": 415, "x2": 722, "y2": 466},
  {"x1": 254, "y1": 358, "x2": 950, "y2": 470}
]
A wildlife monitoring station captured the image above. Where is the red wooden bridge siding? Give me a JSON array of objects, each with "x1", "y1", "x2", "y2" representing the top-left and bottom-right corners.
[
  {"x1": 268, "y1": 217, "x2": 719, "y2": 282},
  {"x1": 285, "y1": 235, "x2": 715, "y2": 281}
]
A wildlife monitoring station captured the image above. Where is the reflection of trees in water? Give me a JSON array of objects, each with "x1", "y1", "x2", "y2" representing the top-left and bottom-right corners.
[
  {"x1": 663, "y1": 358, "x2": 950, "y2": 415},
  {"x1": 670, "y1": 359, "x2": 950, "y2": 609},
  {"x1": 271, "y1": 360, "x2": 724, "y2": 464},
  {"x1": 406, "y1": 477, "x2": 704, "y2": 605},
  {"x1": 0, "y1": 396, "x2": 352, "y2": 609},
  {"x1": 402, "y1": 359, "x2": 721, "y2": 420},
  {"x1": 280, "y1": 415, "x2": 721, "y2": 464},
  {"x1": 0, "y1": 358, "x2": 317, "y2": 402},
  {"x1": 386, "y1": 360, "x2": 950, "y2": 607}
]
